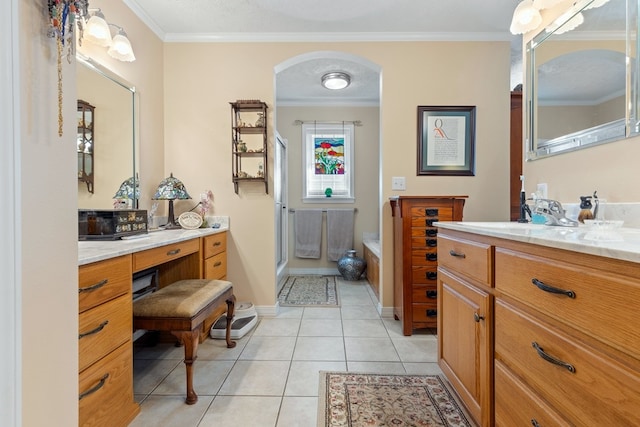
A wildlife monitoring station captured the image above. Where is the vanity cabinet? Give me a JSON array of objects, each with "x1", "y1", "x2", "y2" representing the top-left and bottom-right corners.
[
  {"x1": 436, "y1": 225, "x2": 640, "y2": 427},
  {"x1": 201, "y1": 232, "x2": 228, "y2": 340},
  {"x1": 231, "y1": 100, "x2": 268, "y2": 194},
  {"x1": 78, "y1": 255, "x2": 139, "y2": 427},
  {"x1": 437, "y1": 233, "x2": 493, "y2": 427},
  {"x1": 389, "y1": 196, "x2": 467, "y2": 335}
]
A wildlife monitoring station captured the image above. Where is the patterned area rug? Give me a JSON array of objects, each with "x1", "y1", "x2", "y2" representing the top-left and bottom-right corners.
[
  {"x1": 318, "y1": 372, "x2": 473, "y2": 427},
  {"x1": 278, "y1": 275, "x2": 339, "y2": 307}
]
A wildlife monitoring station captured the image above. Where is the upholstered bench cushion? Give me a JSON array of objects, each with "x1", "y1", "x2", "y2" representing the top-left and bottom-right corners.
[{"x1": 133, "y1": 279, "x2": 232, "y2": 318}]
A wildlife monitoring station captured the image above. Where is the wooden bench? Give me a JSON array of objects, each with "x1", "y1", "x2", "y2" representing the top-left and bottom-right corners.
[{"x1": 133, "y1": 279, "x2": 236, "y2": 404}]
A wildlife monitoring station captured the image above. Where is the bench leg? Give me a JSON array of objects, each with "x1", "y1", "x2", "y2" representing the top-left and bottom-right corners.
[
  {"x1": 171, "y1": 329, "x2": 200, "y2": 405},
  {"x1": 225, "y1": 295, "x2": 237, "y2": 349}
]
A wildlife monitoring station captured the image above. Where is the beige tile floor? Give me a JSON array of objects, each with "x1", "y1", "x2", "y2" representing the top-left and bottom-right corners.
[{"x1": 129, "y1": 276, "x2": 442, "y2": 427}]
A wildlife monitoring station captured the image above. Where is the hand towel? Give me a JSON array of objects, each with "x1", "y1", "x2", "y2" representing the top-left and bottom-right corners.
[
  {"x1": 327, "y1": 209, "x2": 355, "y2": 261},
  {"x1": 294, "y1": 209, "x2": 323, "y2": 258}
]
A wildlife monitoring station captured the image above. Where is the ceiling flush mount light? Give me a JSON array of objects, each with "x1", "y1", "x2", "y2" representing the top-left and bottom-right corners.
[
  {"x1": 510, "y1": 0, "x2": 543, "y2": 34},
  {"x1": 322, "y1": 72, "x2": 351, "y2": 90},
  {"x1": 108, "y1": 27, "x2": 136, "y2": 62}
]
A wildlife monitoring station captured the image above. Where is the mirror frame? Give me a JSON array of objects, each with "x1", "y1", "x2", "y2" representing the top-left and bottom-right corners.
[
  {"x1": 76, "y1": 53, "x2": 139, "y2": 207},
  {"x1": 526, "y1": 0, "x2": 639, "y2": 160}
]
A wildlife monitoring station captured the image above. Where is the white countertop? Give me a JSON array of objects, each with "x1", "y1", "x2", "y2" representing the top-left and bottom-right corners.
[
  {"x1": 363, "y1": 239, "x2": 381, "y2": 258},
  {"x1": 78, "y1": 226, "x2": 228, "y2": 265},
  {"x1": 436, "y1": 222, "x2": 640, "y2": 264}
]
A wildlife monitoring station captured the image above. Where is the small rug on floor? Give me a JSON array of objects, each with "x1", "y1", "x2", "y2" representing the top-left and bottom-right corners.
[
  {"x1": 278, "y1": 275, "x2": 339, "y2": 307},
  {"x1": 318, "y1": 372, "x2": 473, "y2": 427}
]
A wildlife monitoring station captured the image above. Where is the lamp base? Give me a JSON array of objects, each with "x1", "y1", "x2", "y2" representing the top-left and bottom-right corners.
[{"x1": 161, "y1": 199, "x2": 182, "y2": 230}]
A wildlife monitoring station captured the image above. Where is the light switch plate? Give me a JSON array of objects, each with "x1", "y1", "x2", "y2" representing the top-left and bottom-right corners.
[{"x1": 392, "y1": 176, "x2": 406, "y2": 191}]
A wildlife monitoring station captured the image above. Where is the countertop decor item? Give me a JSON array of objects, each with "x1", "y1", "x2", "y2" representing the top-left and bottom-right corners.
[
  {"x1": 178, "y1": 212, "x2": 203, "y2": 230},
  {"x1": 337, "y1": 250, "x2": 366, "y2": 281},
  {"x1": 152, "y1": 172, "x2": 191, "y2": 229}
]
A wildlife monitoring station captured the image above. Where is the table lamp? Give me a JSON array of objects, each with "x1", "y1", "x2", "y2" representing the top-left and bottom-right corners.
[
  {"x1": 113, "y1": 173, "x2": 140, "y2": 208},
  {"x1": 152, "y1": 172, "x2": 191, "y2": 229}
]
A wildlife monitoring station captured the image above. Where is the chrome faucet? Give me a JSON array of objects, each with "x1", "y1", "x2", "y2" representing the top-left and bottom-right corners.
[{"x1": 532, "y1": 199, "x2": 579, "y2": 227}]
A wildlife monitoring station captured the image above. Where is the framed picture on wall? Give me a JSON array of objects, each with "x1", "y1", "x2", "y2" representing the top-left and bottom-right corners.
[{"x1": 417, "y1": 105, "x2": 476, "y2": 176}]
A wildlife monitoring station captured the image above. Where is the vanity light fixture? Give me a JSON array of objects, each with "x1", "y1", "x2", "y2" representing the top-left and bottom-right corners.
[
  {"x1": 152, "y1": 173, "x2": 192, "y2": 229},
  {"x1": 548, "y1": 11, "x2": 584, "y2": 34},
  {"x1": 584, "y1": 0, "x2": 610, "y2": 9},
  {"x1": 510, "y1": 0, "x2": 543, "y2": 34},
  {"x1": 84, "y1": 9, "x2": 112, "y2": 47},
  {"x1": 107, "y1": 26, "x2": 136, "y2": 62},
  {"x1": 321, "y1": 72, "x2": 351, "y2": 90},
  {"x1": 83, "y1": 9, "x2": 136, "y2": 62}
]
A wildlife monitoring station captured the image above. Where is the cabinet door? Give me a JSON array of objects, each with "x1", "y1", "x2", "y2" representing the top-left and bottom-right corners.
[{"x1": 438, "y1": 268, "x2": 492, "y2": 427}]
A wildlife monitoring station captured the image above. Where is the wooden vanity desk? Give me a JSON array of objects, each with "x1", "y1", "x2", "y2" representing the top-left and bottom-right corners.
[{"x1": 78, "y1": 227, "x2": 228, "y2": 427}]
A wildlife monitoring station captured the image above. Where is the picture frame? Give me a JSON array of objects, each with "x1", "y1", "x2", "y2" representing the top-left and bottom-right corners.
[{"x1": 417, "y1": 105, "x2": 476, "y2": 176}]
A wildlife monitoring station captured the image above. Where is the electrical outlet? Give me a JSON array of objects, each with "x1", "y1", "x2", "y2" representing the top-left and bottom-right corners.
[
  {"x1": 391, "y1": 176, "x2": 406, "y2": 191},
  {"x1": 537, "y1": 183, "x2": 548, "y2": 199}
]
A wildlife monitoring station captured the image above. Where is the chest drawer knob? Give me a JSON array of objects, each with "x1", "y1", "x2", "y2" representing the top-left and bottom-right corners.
[
  {"x1": 425, "y1": 208, "x2": 439, "y2": 216},
  {"x1": 425, "y1": 219, "x2": 438, "y2": 227},
  {"x1": 426, "y1": 290, "x2": 437, "y2": 298},
  {"x1": 532, "y1": 341, "x2": 576, "y2": 373},
  {"x1": 426, "y1": 253, "x2": 438, "y2": 261},
  {"x1": 79, "y1": 279, "x2": 108, "y2": 294},
  {"x1": 531, "y1": 278, "x2": 576, "y2": 298},
  {"x1": 425, "y1": 229, "x2": 438, "y2": 237},
  {"x1": 426, "y1": 239, "x2": 438, "y2": 247},
  {"x1": 426, "y1": 309, "x2": 437, "y2": 317},
  {"x1": 426, "y1": 272, "x2": 437, "y2": 281}
]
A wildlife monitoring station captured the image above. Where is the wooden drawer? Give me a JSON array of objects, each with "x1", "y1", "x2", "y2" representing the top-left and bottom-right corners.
[
  {"x1": 79, "y1": 256, "x2": 131, "y2": 313},
  {"x1": 438, "y1": 234, "x2": 492, "y2": 285},
  {"x1": 495, "y1": 247, "x2": 640, "y2": 358},
  {"x1": 410, "y1": 236, "x2": 439, "y2": 250},
  {"x1": 410, "y1": 206, "x2": 453, "y2": 221},
  {"x1": 495, "y1": 300, "x2": 640, "y2": 426},
  {"x1": 411, "y1": 266, "x2": 438, "y2": 284},
  {"x1": 412, "y1": 302, "x2": 438, "y2": 323},
  {"x1": 204, "y1": 252, "x2": 227, "y2": 279},
  {"x1": 411, "y1": 249, "x2": 438, "y2": 266},
  {"x1": 133, "y1": 238, "x2": 199, "y2": 272},
  {"x1": 79, "y1": 342, "x2": 138, "y2": 427},
  {"x1": 412, "y1": 284, "x2": 438, "y2": 303},
  {"x1": 203, "y1": 231, "x2": 227, "y2": 259},
  {"x1": 79, "y1": 294, "x2": 131, "y2": 372},
  {"x1": 495, "y1": 361, "x2": 571, "y2": 427}
]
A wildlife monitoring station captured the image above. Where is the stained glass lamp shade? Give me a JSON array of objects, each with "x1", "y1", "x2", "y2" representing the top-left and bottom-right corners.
[
  {"x1": 113, "y1": 174, "x2": 140, "y2": 201},
  {"x1": 152, "y1": 173, "x2": 191, "y2": 229}
]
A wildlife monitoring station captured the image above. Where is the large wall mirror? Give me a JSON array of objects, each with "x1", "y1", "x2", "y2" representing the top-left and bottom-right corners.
[
  {"x1": 77, "y1": 54, "x2": 138, "y2": 208},
  {"x1": 526, "y1": 0, "x2": 638, "y2": 160}
]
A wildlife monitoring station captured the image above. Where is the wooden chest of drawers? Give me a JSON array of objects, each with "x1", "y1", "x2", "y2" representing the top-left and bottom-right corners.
[{"x1": 390, "y1": 196, "x2": 466, "y2": 335}]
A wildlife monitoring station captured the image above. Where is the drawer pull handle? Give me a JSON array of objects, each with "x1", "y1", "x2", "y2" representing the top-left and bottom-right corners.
[
  {"x1": 426, "y1": 239, "x2": 438, "y2": 247},
  {"x1": 425, "y1": 208, "x2": 439, "y2": 216},
  {"x1": 79, "y1": 373, "x2": 109, "y2": 401},
  {"x1": 213, "y1": 261, "x2": 222, "y2": 267},
  {"x1": 426, "y1": 290, "x2": 437, "y2": 298},
  {"x1": 426, "y1": 272, "x2": 437, "y2": 281},
  {"x1": 531, "y1": 278, "x2": 576, "y2": 298},
  {"x1": 426, "y1": 229, "x2": 438, "y2": 237},
  {"x1": 79, "y1": 320, "x2": 109, "y2": 339},
  {"x1": 473, "y1": 312, "x2": 485, "y2": 322},
  {"x1": 167, "y1": 248, "x2": 181, "y2": 256},
  {"x1": 531, "y1": 420, "x2": 541, "y2": 427},
  {"x1": 213, "y1": 241, "x2": 222, "y2": 247},
  {"x1": 425, "y1": 219, "x2": 437, "y2": 227},
  {"x1": 449, "y1": 250, "x2": 466, "y2": 258},
  {"x1": 532, "y1": 342, "x2": 575, "y2": 373},
  {"x1": 79, "y1": 279, "x2": 108, "y2": 293},
  {"x1": 426, "y1": 253, "x2": 438, "y2": 261},
  {"x1": 426, "y1": 309, "x2": 437, "y2": 317}
]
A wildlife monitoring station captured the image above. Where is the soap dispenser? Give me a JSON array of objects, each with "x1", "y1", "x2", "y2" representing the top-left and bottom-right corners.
[{"x1": 578, "y1": 195, "x2": 594, "y2": 223}]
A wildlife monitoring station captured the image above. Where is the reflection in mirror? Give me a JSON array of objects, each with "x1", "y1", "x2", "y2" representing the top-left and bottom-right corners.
[
  {"x1": 526, "y1": 0, "x2": 638, "y2": 160},
  {"x1": 77, "y1": 55, "x2": 138, "y2": 208}
]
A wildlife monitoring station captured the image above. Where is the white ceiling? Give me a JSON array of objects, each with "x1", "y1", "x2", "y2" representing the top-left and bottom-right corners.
[{"x1": 123, "y1": 0, "x2": 524, "y2": 105}]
